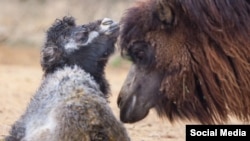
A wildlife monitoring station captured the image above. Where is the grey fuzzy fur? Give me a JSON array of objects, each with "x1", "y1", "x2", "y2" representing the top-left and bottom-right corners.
[
  {"x1": 6, "y1": 66, "x2": 130, "y2": 141},
  {"x1": 5, "y1": 16, "x2": 130, "y2": 141}
]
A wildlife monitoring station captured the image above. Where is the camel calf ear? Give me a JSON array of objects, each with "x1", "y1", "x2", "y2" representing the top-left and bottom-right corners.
[
  {"x1": 156, "y1": 0, "x2": 174, "y2": 25},
  {"x1": 41, "y1": 44, "x2": 63, "y2": 72}
]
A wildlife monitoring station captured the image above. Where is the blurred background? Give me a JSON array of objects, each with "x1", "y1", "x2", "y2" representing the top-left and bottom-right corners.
[
  {"x1": 0, "y1": 0, "x2": 189, "y2": 141},
  {"x1": 0, "y1": 0, "x2": 133, "y2": 48}
]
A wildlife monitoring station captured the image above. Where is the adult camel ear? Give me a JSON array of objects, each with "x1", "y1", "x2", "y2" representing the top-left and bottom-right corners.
[{"x1": 156, "y1": 0, "x2": 174, "y2": 25}]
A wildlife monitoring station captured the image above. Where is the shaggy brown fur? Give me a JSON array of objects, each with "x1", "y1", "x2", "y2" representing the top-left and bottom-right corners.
[{"x1": 118, "y1": 0, "x2": 250, "y2": 124}]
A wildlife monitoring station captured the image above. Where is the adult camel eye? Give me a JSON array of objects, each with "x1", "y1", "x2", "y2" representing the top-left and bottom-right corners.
[
  {"x1": 128, "y1": 41, "x2": 155, "y2": 68},
  {"x1": 129, "y1": 42, "x2": 147, "y2": 63},
  {"x1": 135, "y1": 50, "x2": 145, "y2": 61}
]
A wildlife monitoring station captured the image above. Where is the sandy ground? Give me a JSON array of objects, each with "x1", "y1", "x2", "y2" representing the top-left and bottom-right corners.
[
  {"x1": 0, "y1": 45, "x2": 245, "y2": 141},
  {"x1": 0, "y1": 45, "x2": 188, "y2": 141}
]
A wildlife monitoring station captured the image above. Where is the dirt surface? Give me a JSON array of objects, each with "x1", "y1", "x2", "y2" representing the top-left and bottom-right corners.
[{"x1": 0, "y1": 45, "x2": 244, "y2": 141}]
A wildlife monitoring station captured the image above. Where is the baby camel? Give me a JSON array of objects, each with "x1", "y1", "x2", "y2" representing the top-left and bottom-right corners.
[{"x1": 5, "y1": 16, "x2": 130, "y2": 141}]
